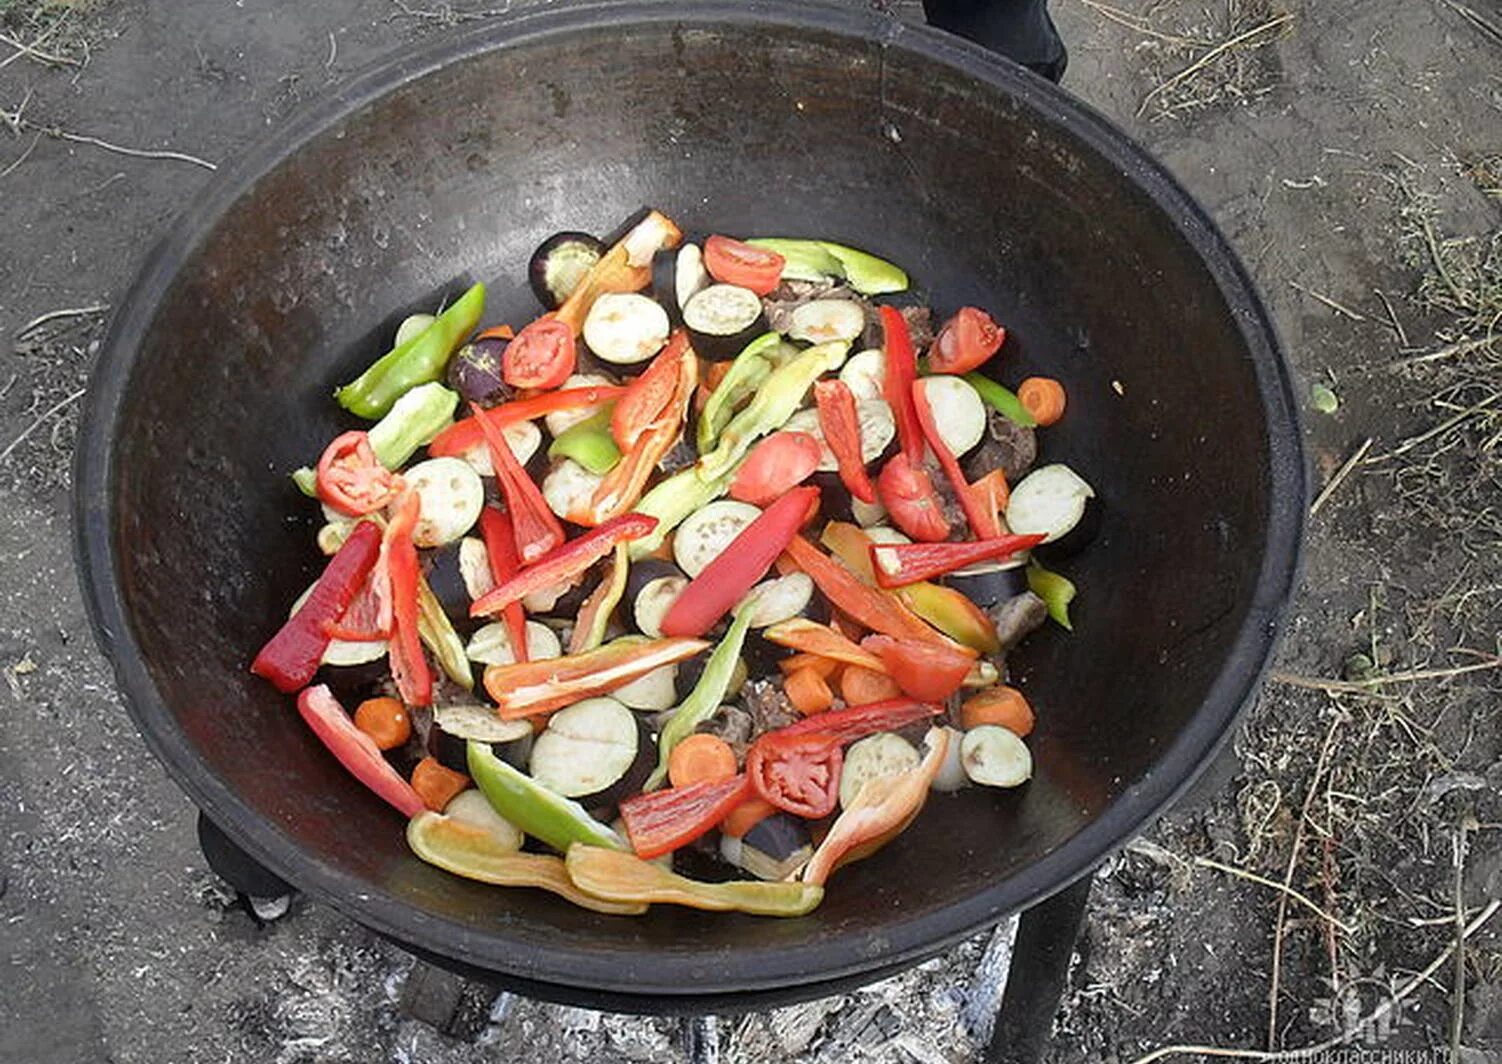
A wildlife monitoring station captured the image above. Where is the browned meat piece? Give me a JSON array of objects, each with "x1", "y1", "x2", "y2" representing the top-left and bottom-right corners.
[
  {"x1": 763, "y1": 282, "x2": 865, "y2": 336},
  {"x1": 963, "y1": 409, "x2": 1038, "y2": 483},
  {"x1": 743, "y1": 678, "x2": 801, "y2": 737},
  {"x1": 860, "y1": 303, "x2": 934, "y2": 353},
  {"x1": 695, "y1": 704, "x2": 756, "y2": 764},
  {"x1": 921, "y1": 453, "x2": 968, "y2": 530},
  {"x1": 990, "y1": 591, "x2": 1049, "y2": 652}
]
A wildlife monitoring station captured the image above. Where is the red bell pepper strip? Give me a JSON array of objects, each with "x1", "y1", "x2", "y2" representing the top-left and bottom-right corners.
[
  {"x1": 880, "y1": 305, "x2": 925, "y2": 465},
  {"x1": 813, "y1": 379, "x2": 877, "y2": 504},
  {"x1": 251, "y1": 522, "x2": 383, "y2": 692},
  {"x1": 861, "y1": 635, "x2": 972, "y2": 701},
  {"x1": 869, "y1": 533, "x2": 1046, "y2": 588},
  {"x1": 911, "y1": 381, "x2": 1000, "y2": 538},
  {"x1": 746, "y1": 733, "x2": 843, "y2": 819},
  {"x1": 554, "y1": 210, "x2": 683, "y2": 336},
  {"x1": 768, "y1": 697, "x2": 944, "y2": 746},
  {"x1": 572, "y1": 334, "x2": 697, "y2": 526},
  {"x1": 385, "y1": 491, "x2": 433, "y2": 706},
  {"x1": 612, "y1": 338, "x2": 686, "y2": 451},
  {"x1": 802, "y1": 727, "x2": 949, "y2": 886},
  {"x1": 782, "y1": 534, "x2": 948, "y2": 646},
  {"x1": 322, "y1": 562, "x2": 391, "y2": 642},
  {"x1": 297, "y1": 685, "x2": 426, "y2": 817},
  {"x1": 426, "y1": 385, "x2": 627, "y2": 458},
  {"x1": 660, "y1": 486, "x2": 819, "y2": 638},
  {"x1": 877, "y1": 453, "x2": 951, "y2": 542},
  {"x1": 470, "y1": 401, "x2": 564, "y2": 563},
  {"x1": 483, "y1": 637, "x2": 709, "y2": 718},
  {"x1": 470, "y1": 512, "x2": 658, "y2": 617},
  {"x1": 477, "y1": 506, "x2": 529, "y2": 664},
  {"x1": 971, "y1": 468, "x2": 1011, "y2": 534},
  {"x1": 618, "y1": 774, "x2": 751, "y2": 859}
]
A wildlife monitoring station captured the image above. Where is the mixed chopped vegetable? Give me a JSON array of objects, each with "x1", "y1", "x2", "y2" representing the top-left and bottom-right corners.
[{"x1": 252, "y1": 208, "x2": 1097, "y2": 917}]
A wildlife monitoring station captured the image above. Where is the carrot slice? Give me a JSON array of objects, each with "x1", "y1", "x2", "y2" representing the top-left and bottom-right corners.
[
  {"x1": 1017, "y1": 377, "x2": 1066, "y2": 426},
  {"x1": 960, "y1": 685, "x2": 1035, "y2": 736},
  {"x1": 840, "y1": 666, "x2": 903, "y2": 706},
  {"x1": 763, "y1": 618, "x2": 887, "y2": 673},
  {"x1": 352, "y1": 696, "x2": 411, "y2": 751},
  {"x1": 411, "y1": 757, "x2": 470, "y2": 812},
  {"x1": 776, "y1": 652, "x2": 843, "y2": 679},
  {"x1": 667, "y1": 734, "x2": 739, "y2": 789},
  {"x1": 719, "y1": 796, "x2": 778, "y2": 839},
  {"x1": 784, "y1": 666, "x2": 835, "y2": 717}
]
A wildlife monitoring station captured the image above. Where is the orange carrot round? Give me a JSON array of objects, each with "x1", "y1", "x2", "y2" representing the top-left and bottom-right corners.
[
  {"x1": 784, "y1": 666, "x2": 835, "y2": 716},
  {"x1": 475, "y1": 324, "x2": 515, "y2": 341},
  {"x1": 411, "y1": 756, "x2": 469, "y2": 812},
  {"x1": 1017, "y1": 377, "x2": 1066, "y2": 426},
  {"x1": 353, "y1": 696, "x2": 411, "y2": 751},
  {"x1": 840, "y1": 665, "x2": 903, "y2": 706},
  {"x1": 960, "y1": 685, "x2": 1035, "y2": 736},
  {"x1": 720, "y1": 796, "x2": 778, "y2": 838},
  {"x1": 667, "y1": 733, "x2": 738, "y2": 788}
]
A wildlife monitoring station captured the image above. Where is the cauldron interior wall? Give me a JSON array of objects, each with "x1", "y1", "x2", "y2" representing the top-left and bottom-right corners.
[{"x1": 90, "y1": 6, "x2": 1297, "y2": 997}]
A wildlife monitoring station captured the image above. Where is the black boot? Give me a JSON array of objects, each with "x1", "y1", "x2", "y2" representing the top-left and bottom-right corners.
[{"x1": 921, "y1": 0, "x2": 1068, "y2": 83}]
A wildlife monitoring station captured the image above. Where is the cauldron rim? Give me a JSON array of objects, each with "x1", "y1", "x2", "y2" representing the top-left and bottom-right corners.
[{"x1": 72, "y1": 0, "x2": 1305, "y2": 1001}]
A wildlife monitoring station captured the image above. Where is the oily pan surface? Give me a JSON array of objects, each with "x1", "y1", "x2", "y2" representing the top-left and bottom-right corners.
[{"x1": 102, "y1": 17, "x2": 1274, "y2": 988}]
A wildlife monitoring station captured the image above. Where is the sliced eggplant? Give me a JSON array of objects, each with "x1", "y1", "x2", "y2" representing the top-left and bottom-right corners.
[
  {"x1": 544, "y1": 372, "x2": 616, "y2": 437},
  {"x1": 458, "y1": 536, "x2": 494, "y2": 602},
  {"x1": 741, "y1": 630, "x2": 795, "y2": 677},
  {"x1": 446, "y1": 337, "x2": 513, "y2": 408},
  {"x1": 682, "y1": 283, "x2": 766, "y2": 361},
  {"x1": 676, "y1": 242, "x2": 711, "y2": 310},
  {"x1": 928, "y1": 725, "x2": 970, "y2": 792},
  {"x1": 1005, "y1": 464, "x2": 1098, "y2": 554},
  {"x1": 465, "y1": 619, "x2": 562, "y2": 666},
  {"x1": 625, "y1": 559, "x2": 689, "y2": 637},
  {"x1": 850, "y1": 495, "x2": 887, "y2": 527},
  {"x1": 529, "y1": 230, "x2": 606, "y2": 309},
  {"x1": 583, "y1": 292, "x2": 670, "y2": 366},
  {"x1": 427, "y1": 706, "x2": 535, "y2": 773},
  {"x1": 783, "y1": 400, "x2": 894, "y2": 472},
  {"x1": 529, "y1": 697, "x2": 651, "y2": 809},
  {"x1": 403, "y1": 457, "x2": 484, "y2": 548},
  {"x1": 961, "y1": 725, "x2": 1033, "y2": 788},
  {"x1": 542, "y1": 458, "x2": 605, "y2": 521},
  {"x1": 838, "y1": 347, "x2": 886, "y2": 403},
  {"x1": 941, "y1": 560, "x2": 1030, "y2": 610},
  {"x1": 810, "y1": 469, "x2": 854, "y2": 526},
  {"x1": 673, "y1": 499, "x2": 761, "y2": 578},
  {"x1": 719, "y1": 814, "x2": 813, "y2": 880},
  {"x1": 425, "y1": 539, "x2": 481, "y2": 623},
  {"x1": 839, "y1": 732, "x2": 921, "y2": 809},
  {"x1": 863, "y1": 525, "x2": 910, "y2": 546},
  {"x1": 915, "y1": 375, "x2": 987, "y2": 457},
  {"x1": 456, "y1": 418, "x2": 541, "y2": 477},
  {"x1": 742, "y1": 572, "x2": 815, "y2": 628},
  {"x1": 612, "y1": 662, "x2": 679, "y2": 711},
  {"x1": 786, "y1": 299, "x2": 867, "y2": 345}
]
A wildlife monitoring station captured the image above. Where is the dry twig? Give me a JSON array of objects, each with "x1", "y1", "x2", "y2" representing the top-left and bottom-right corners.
[
  {"x1": 1289, "y1": 280, "x2": 1367, "y2": 322},
  {"x1": 0, "y1": 388, "x2": 86, "y2": 465},
  {"x1": 1269, "y1": 656, "x2": 1502, "y2": 695},
  {"x1": 1191, "y1": 856, "x2": 1355, "y2": 933},
  {"x1": 1309, "y1": 437, "x2": 1373, "y2": 516},
  {"x1": 16, "y1": 304, "x2": 109, "y2": 337},
  {"x1": 1137, "y1": 12, "x2": 1293, "y2": 116}
]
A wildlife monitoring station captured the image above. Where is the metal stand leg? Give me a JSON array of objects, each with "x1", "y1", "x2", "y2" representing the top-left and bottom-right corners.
[
  {"x1": 196, "y1": 811, "x2": 293, "y2": 921},
  {"x1": 981, "y1": 875, "x2": 1092, "y2": 1064},
  {"x1": 399, "y1": 961, "x2": 501, "y2": 1041}
]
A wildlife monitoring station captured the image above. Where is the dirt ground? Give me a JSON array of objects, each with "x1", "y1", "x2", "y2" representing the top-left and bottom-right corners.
[{"x1": 1, "y1": 0, "x2": 1499, "y2": 1061}]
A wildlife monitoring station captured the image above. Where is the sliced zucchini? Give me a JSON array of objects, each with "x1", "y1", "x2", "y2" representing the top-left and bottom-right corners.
[
  {"x1": 443, "y1": 789, "x2": 524, "y2": 852},
  {"x1": 838, "y1": 347, "x2": 886, "y2": 403},
  {"x1": 542, "y1": 458, "x2": 605, "y2": 521},
  {"x1": 612, "y1": 662, "x2": 679, "y2": 711},
  {"x1": 402, "y1": 457, "x2": 485, "y2": 548},
  {"x1": 676, "y1": 243, "x2": 711, "y2": 309},
  {"x1": 915, "y1": 375, "x2": 987, "y2": 457},
  {"x1": 787, "y1": 299, "x2": 868, "y2": 345},
  {"x1": 457, "y1": 536, "x2": 494, "y2": 602},
  {"x1": 742, "y1": 572, "x2": 816, "y2": 628},
  {"x1": 928, "y1": 726, "x2": 970, "y2": 792},
  {"x1": 673, "y1": 499, "x2": 762, "y2": 577},
  {"x1": 290, "y1": 583, "x2": 385, "y2": 665},
  {"x1": 457, "y1": 418, "x2": 542, "y2": 477},
  {"x1": 782, "y1": 399, "x2": 894, "y2": 472},
  {"x1": 465, "y1": 619, "x2": 562, "y2": 666}
]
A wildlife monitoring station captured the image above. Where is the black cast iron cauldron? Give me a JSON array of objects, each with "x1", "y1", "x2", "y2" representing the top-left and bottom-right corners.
[{"x1": 73, "y1": 0, "x2": 1304, "y2": 1010}]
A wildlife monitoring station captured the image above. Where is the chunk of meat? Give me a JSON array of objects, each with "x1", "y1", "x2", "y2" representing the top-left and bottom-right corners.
[
  {"x1": 695, "y1": 704, "x2": 756, "y2": 764},
  {"x1": 963, "y1": 409, "x2": 1038, "y2": 483},
  {"x1": 989, "y1": 591, "x2": 1049, "y2": 652},
  {"x1": 742, "y1": 678, "x2": 801, "y2": 738}
]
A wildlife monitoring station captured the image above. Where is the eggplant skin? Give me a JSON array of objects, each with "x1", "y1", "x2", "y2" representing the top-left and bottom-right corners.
[{"x1": 529, "y1": 231, "x2": 606, "y2": 309}]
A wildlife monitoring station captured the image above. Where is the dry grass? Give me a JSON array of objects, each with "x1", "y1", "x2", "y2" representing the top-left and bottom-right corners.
[{"x1": 0, "y1": 0, "x2": 100, "y2": 70}]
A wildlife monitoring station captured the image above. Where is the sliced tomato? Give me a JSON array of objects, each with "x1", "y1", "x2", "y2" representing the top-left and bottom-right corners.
[
  {"x1": 928, "y1": 307, "x2": 1005, "y2": 375},
  {"x1": 316, "y1": 431, "x2": 400, "y2": 517},
  {"x1": 861, "y1": 634, "x2": 972, "y2": 701},
  {"x1": 502, "y1": 316, "x2": 576, "y2": 390},
  {"x1": 876, "y1": 453, "x2": 951, "y2": 542},
  {"x1": 728, "y1": 431, "x2": 823, "y2": 506},
  {"x1": 612, "y1": 332, "x2": 690, "y2": 450},
  {"x1": 703, "y1": 235, "x2": 785, "y2": 296},
  {"x1": 747, "y1": 732, "x2": 843, "y2": 819}
]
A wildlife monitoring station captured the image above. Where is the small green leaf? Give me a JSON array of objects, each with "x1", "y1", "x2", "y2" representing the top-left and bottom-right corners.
[{"x1": 1311, "y1": 384, "x2": 1339, "y2": 415}]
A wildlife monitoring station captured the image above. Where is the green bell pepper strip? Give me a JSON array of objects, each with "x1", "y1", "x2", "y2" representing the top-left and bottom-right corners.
[
  {"x1": 292, "y1": 381, "x2": 459, "y2": 496},
  {"x1": 1027, "y1": 560, "x2": 1076, "y2": 630},
  {"x1": 697, "y1": 340, "x2": 849, "y2": 481},
  {"x1": 548, "y1": 407, "x2": 622, "y2": 475},
  {"x1": 566, "y1": 844, "x2": 823, "y2": 917},
  {"x1": 568, "y1": 543, "x2": 630, "y2": 654},
  {"x1": 408, "y1": 811, "x2": 645, "y2": 915},
  {"x1": 336, "y1": 282, "x2": 485, "y2": 419},
  {"x1": 466, "y1": 741, "x2": 627, "y2": 852},
  {"x1": 746, "y1": 238, "x2": 908, "y2": 295},
  {"x1": 625, "y1": 462, "x2": 738, "y2": 561},
  {"x1": 644, "y1": 601, "x2": 758, "y2": 790},
  {"x1": 416, "y1": 572, "x2": 473, "y2": 689},
  {"x1": 964, "y1": 372, "x2": 1037, "y2": 428},
  {"x1": 697, "y1": 331, "x2": 782, "y2": 454}
]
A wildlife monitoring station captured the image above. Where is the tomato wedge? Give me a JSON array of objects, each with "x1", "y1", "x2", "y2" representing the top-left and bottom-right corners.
[
  {"x1": 861, "y1": 634, "x2": 972, "y2": 701},
  {"x1": 728, "y1": 431, "x2": 822, "y2": 506},
  {"x1": 502, "y1": 316, "x2": 576, "y2": 390},
  {"x1": 316, "y1": 431, "x2": 400, "y2": 516},
  {"x1": 877, "y1": 453, "x2": 951, "y2": 542},
  {"x1": 928, "y1": 307, "x2": 1005, "y2": 375},
  {"x1": 747, "y1": 732, "x2": 843, "y2": 819},
  {"x1": 703, "y1": 235, "x2": 785, "y2": 296}
]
